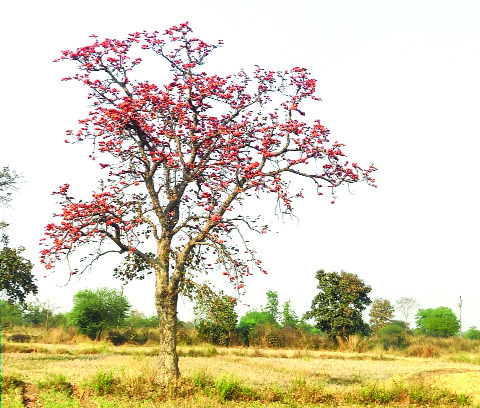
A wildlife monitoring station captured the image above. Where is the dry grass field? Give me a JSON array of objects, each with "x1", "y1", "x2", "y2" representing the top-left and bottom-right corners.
[{"x1": 2, "y1": 341, "x2": 480, "y2": 407}]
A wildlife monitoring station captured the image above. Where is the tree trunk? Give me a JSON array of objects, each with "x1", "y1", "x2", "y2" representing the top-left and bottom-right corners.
[{"x1": 155, "y1": 273, "x2": 180, "y2": 385}]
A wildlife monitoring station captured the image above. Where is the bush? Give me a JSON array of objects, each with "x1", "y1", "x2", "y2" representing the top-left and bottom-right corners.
[
  {"x1": 214, "y1": 376, "x2": 243, "y2": 401},
  {"x1": 88, "y1": 369, "x2": 115, "y2": 395},
  {"x1": 378, "y1": 322, "x2": 409, "y2": 349},
  {"x1": 68, "y1": 288, "x2": 130, "y2": 340},
  {"x1": 464, "y1": 326, "x2": 480, "y2": 340}
]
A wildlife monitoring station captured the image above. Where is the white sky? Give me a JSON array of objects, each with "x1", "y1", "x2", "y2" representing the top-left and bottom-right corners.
[{"x1": 1, "y1": 0, "x2": 479, "y2": 330}]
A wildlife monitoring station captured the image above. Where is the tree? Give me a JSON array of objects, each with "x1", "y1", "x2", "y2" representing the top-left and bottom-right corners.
[
  {"x1": 23, "y1": 299, "x2": 59, "y2": 330},
  {"x1": 0, "y1": 299, "x2": 24, "y2": 328},
  {"x1": 0, "y1": 165, "x2": 21, "y2": 212},
  {"x1": 304, "y1": 269, "x2": 372, "y2": 342},
  {"x1": 464, "y1": 326, "x2": 480, "y2": 340},
  {"x1": 281, "y1": 300, "x2": 299, "y2": 329},
  {"x1": 237, "y1": 310, "x2": 272, "y2": 346},
  {"x1": 42, "y1": 23, "x2": 377, "y2": 383},
  {"x1": 415, "y1": 307, "x2": 460, "y2": 337},
  {"x1": 369, "y1": 298, "x2": 394, "y2": 332},
  {"x1": 1, "y1": 235, "x2": 37, "y2": 303},
  {"x1": 125, "y1": 310, "x2": 159, "y2": 328},
  {"x1": 68, "y1": 288, "x2": 130, "y2": 340},
  {"x1": 194, "y1": 290, "x2": 237, "y2": 346},
  {"x1": 377, "y1": 321, "x2": 409, "y2": 349},
  {"x1": 263, "y1": 290, "x2": 280, "y2": 325},
  {"x1": 0, "y1": 166, "x2": 37, "y2": 303},
  {"x1": 395, "y1": 297, "x2": 418, "y2": 329}
]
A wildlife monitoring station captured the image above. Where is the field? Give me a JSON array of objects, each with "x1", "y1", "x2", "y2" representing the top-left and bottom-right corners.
[{"x1": 2, "y1": 339, "x2": 480, "y2": 408}]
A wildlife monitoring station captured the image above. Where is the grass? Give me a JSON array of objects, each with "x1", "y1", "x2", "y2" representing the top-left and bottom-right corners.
[
  {"x1": 2, "y1": 329, "x2": 480, "y2": 407},
  {"x1": 2, "y1": 344, "x2": 480, "y2": 407}
]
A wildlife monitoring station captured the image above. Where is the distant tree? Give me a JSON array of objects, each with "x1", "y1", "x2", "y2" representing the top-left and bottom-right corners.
[
  {"x1": 125, "y1": 310, "x2": 159, "y2": 328},
  {"x1": 237, "y1": 310, "x2": 272, "y2": 346},
  {"x1": 23, "y1": 299, "x2": 59, "y2": 330},
  {"x1": 464, "y1": 326, "x2": 480, "y2": 340},
  {"x1": 415, "y1": 307, "x2": 460, "y2": 337},
  {"x1": 0, "y1": 165, "x2": 21, "y2": 211},
  {"x1": 0, "y1": 300, "x2": 24, "y2": 328},
  {"x1": 377, "y1": 320, "x2": 409, "y2": 349},
  {"x1": 304, "y1": 269, "x2": 372, "y2": 343},
  {"x1": 369, "y1": 298, "x2": 394, "y2": 332},
  {"x1": 395, "y1": 297, "x2": 419, "y2": 329},
  {"x1": 0, "y1": 166, "x2": 37, "y2": 303},
  {"x1": 68, "y1": 288, "x2": 130, "y2": 340},
  {"x1": 263, "y1": 290, "x2": 280, "y2": 325},
  {"x1": 194, "y1": 291, "x2": 238, "y2": 346},
  {"x1": 281, "y1": 300, "x2": 299, "y2": 329},
  {"x1": 1, "y1": 235, "x2": 37, "y2": 304}
]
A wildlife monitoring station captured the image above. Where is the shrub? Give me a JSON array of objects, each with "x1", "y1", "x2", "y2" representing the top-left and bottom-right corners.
[
  {"x1": 465, "y1": 326, "x2": 480, "y2": 340},
  {"x1": 88, "y1": 369, "x2": 115, "y2": 395},
  {"x1": 378, "y1": 322, "x2": 409, "y2": 349},
  {"x1": 214, "y1": 376, "x2": 243, "y2": 401}
]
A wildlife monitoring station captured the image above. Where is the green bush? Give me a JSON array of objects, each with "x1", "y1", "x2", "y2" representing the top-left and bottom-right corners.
[
  {"x1": 214, "y1": 376, "x2": 243, "y2": 401},
  {"x1": 377, "y1": 322, "x2": 409, "y2": 349},
  {"x1": 464, "y1": 326, "x2": 480, "y2": 340},
  {"x1": 68, "y1": 288, "x2": 130, "y2": 340},
  {"x1": 88, "y1": 369, "x2": 115, "y2": 395}
]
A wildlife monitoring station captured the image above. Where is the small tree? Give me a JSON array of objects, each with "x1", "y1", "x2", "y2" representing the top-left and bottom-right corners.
[
  {"x1": 395, "y1": 297, "x2": 418, "y2": 329},
  {"x1": 0, "y1": 165, "x2": 21, "y2": 211},
  {"x1": 369, "y1": 298, "x2": 394, "y2": 332},
  {"x1": 194, "y1": 290, "x2": 237, "y2": 346},
  {"x1": 304, "y1": 269, "x2": 372, "y2": 343},
  {"x1": 415, "y1": 307, "x2": 460, "y2": 337},
  {"x1": 464, "y1": 326, "x2": 480, "y2": 340},
  {"x1": 263, "y1": 290, "x2": 280, "y2": 325},
  {"x1": 0, "y1": 300, "x2": 24, "y2": 328},
  {"x1": 377, "y1": 321, "x2": 409, "y2": 349},
  {"x1": 237, "y1": 310, "x2": 272, "y2": 346},
  {"x1": 68, "y1": 288, "x2": 130, "y2": 340},
  {"x1": 0, "y1": 166, "x2": 37, "y2": 303},
  {"x1": 1, "y1": 235, "x2": 37, "y2": 304},
  {"x1": 42, "y1": 23, "x2": 376, "y2": 382},
  {"x1": 281, "y1": 300, "x2": 299, "y2": 329}
]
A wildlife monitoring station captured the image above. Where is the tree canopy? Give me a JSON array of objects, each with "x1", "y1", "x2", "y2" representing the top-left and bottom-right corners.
[
  {"x1": 1, "y1": 166, "x2": 38, "y2": 303},
  {"x1": 369, "y1": 298, "x2": 394, "y2": 332},
  {"x1": 415, "y1": 307, "x2": 460, "y2": 337},
  {"x1": 0, "y1": 165, "x2": 21, "y2": 211},
  {"x1": 304, "y1": 269, "x2": 372, "y2": 342},
  {"x1": 1, "y1": 239, "x2": 37, "y2": 303},
  {"x1": 68, "y1": 288, "x2": 130, "y2": 340},
  {"x1": 395, "y1": 297, "x2": 418, "y2": 329},
  {"x1": 42, "y1": 23, "x2": 377, "y2": 382},
  {"x1": 194, "y1": 290, "x2": 237, "y2": 346}
]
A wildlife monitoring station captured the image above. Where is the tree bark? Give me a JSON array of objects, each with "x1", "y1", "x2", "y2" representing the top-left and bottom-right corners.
[{"x1": 155, "y1": 268, "x2": 180, "y2": 384}]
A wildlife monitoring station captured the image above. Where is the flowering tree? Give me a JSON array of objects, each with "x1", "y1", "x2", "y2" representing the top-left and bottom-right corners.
[{"x1": 41, "y1": 23, "x2": 376, "y2": 383}]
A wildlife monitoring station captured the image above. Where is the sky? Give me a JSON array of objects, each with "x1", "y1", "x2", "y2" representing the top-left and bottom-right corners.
[{"x1": 1, "y1": 0, "x2": 479, "y2": 331}]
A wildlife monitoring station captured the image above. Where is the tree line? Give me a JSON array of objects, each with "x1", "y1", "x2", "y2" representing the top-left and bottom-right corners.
[{"x1": 3, "y1": 269, "x2": 479, "y2": 347}]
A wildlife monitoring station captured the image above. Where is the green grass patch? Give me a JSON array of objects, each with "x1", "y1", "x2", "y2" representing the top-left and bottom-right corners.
[
  {"x1": 354, "y1": 381, "x2": 472, "y2": 406},
  {"x1": 86, "y1": 369, "x2": 116, "y2": 396},
  {"x1": 37, "y1": 373, "x2": 73, "y2": 396}
]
